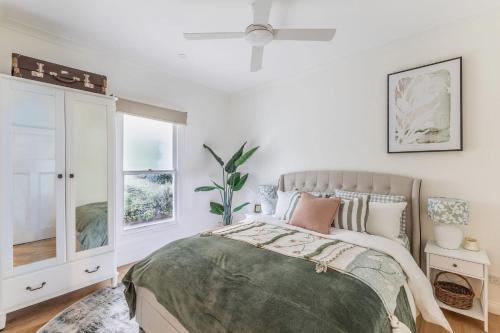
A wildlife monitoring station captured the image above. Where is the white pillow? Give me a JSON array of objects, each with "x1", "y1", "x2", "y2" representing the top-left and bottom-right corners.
[
  {"x1": 273, "y1": 191, "x2": 301, "y2": 221},
  {"x1": 366, "y1": 202, "x2": 407, "y2": 240}
]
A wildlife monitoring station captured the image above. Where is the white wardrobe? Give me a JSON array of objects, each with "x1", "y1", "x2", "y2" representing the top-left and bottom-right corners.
[{"x1": 0, "y1": 74, "x2": 117, "y2": 328}]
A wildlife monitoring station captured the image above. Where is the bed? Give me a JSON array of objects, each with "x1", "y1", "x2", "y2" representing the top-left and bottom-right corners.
[
  {"x1": 75, "y1": 201, "x2": 108, "y2": 251},
  {"x1": 123, "y1": 170, "x2": 451, "y2": 333}
]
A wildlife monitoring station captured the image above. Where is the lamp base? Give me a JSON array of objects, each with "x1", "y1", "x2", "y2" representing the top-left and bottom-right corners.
[{"x1": 434, "y1": 223, "x2": 464, "y2": 249}]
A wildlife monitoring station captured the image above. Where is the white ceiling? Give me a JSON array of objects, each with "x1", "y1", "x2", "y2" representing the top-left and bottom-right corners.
[{"x1": 1, "y1": 0, "x2": 500, "y2": 93}]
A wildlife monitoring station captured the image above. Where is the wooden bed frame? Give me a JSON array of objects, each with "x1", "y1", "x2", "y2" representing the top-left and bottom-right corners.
[{"x1": 134, "y1": 170, "x2": 422, "y2": 332}]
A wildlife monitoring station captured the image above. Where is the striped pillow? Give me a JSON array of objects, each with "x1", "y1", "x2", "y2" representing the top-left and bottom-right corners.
[
  {"x1": 273, "y1": 191, "x2": 301, "y2": 221},
  {"x1": 335, "y1": 190, "x2": 407, "y2": 237},
  {"x1": 333, "y1": 195, "x2": 370, "y2": 232}
]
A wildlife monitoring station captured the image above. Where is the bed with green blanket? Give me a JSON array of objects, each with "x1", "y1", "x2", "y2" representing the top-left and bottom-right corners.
[
  {"x1": 123, "y1": 170, "x2": 452, "y2": 333},
  {"x1": 124, "y1": 221, "x2": 426, "y2": 333},
  {"x1": 76, "y1": 202, "x2": 108, "y2": 251}
]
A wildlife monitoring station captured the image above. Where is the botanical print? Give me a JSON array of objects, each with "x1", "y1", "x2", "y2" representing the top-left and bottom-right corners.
[
  {"x1": 388, "y1": 57, "x2": 462, "y2": 153},
  {"x1": 394, "y1": 69, "x2": 451, "y2": 145}
]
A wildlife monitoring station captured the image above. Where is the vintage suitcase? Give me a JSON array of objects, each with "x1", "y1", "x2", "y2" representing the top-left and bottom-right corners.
[{"x1": 11, "y1": 53, "x2": 107, "y2": 95}]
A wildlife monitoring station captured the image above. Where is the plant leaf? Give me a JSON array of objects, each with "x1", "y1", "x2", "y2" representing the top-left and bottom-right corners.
[
  {"x1": 203, "y1": 144, "x2": 224, "y2": 166},
  {"x1": 227, "y1": 172, "x2": 241, "y2": 186},
  {"x1": 233, "y1": 202, "x2": 250, "y2": 213},
  {"x1": 225, "y1": 142, "x2": 246, "y2": 173},
  {"x1": 233, "y1": 173, "x2": 248, "y2": 191},
  {"x1": 212, "y1": 181, "x2": 224, "y2": 190},
  {"x1": 209, "y1": 202, "x2": 224, "y2": 215},
  {"x1": 234, "y1": 146, "x2": 259, "y2": 167},
  {"x1": 195, "y1": 186, "x2": 217, "y2": 192}
]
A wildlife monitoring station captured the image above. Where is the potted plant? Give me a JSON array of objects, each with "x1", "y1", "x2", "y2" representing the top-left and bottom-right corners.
[{"x1": 195, "y1": 142, "x2": 259, "y2": 225}]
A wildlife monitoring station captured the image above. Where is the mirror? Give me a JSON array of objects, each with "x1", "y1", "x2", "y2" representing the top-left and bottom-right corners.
[
  {"x1": 12, "y1": 89, "x2": 59, "y2": 267},
  {"x1": 72, "y1": 101, "x2": 108, "y2": 252}
]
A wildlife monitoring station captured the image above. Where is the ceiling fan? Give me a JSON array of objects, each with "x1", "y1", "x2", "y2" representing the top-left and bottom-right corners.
[{"x1": 183, "y1": 0, "x2": 336, "y2": 72}]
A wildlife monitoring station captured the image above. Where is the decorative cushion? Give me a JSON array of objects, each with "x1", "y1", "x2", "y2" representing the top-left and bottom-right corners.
[
  {"x1": 273, "y1": 191, "x2": 301, "y2": 220},
  {"x1": 335, "y1": 190, "x2": 407, "y2": 236},
  {"x1": 333, "y1": 195, "x2": 370, "y2": 232},
  {"x1": 289, "y1": 193, "x2": 341, "y2": 234},
  {"x1": 366, "y1": 202, "x2": 407, "y2": 241}
]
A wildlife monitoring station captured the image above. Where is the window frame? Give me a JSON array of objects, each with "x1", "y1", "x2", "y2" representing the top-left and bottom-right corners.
[{"x1": 116, "y1": 113, "x2": 178, "y2": 232}]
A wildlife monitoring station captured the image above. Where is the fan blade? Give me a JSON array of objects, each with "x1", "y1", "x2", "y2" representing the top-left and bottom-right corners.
[
  {"x1": 250, "y1": 46, "x2": 264, "y2": 72},
  {"x1": 184, "y1": 32, "x2": 245, "y2": 40},
  {"x1": 274, "y1": 29, "x2": 336, "y2": 41},
  {"x1": 252, "y1": 0, "x2": 272, "y2": 24}
]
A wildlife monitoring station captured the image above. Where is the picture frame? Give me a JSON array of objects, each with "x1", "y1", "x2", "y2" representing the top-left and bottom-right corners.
[
  {"x1": 387, "y1": 57, "x2": 462, "y2": 153},
  {"x1": 254, "y1": 204, "x2": 262, "y2": 214}
]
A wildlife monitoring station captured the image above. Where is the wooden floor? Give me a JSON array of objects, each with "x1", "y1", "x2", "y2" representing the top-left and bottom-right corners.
[
  {"x1": 2, "y1": 264, "x2": 499, "y2": 333},
  {"x1": 13, "y1": 238, "x2": 56, "y2": 267}
]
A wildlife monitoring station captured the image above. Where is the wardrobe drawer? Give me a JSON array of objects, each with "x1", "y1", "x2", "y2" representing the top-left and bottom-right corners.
[
  {"x1": 69, "y1": 252, "x2": 115, "y2": 286},
  {"x1": 429, "y1": 254, "x2": 484, "y2": 278},
  {"x1": 2, "y1": 264, "x2": 71, "y2": 310}
]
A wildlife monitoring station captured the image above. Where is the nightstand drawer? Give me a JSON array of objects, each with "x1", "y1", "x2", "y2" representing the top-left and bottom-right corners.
[{"x1": 429, "y1": 254, "x2": 484, "y2": 278}]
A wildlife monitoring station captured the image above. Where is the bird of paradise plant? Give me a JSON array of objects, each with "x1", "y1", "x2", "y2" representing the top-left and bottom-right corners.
[{"x1": 195, "y1": 142, "x2": 259, "y2": 226}]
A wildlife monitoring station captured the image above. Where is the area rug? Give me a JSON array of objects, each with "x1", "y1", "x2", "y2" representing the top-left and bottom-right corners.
[{"x1": 37, "y1": 283, "x2": 142, "y2": 333}]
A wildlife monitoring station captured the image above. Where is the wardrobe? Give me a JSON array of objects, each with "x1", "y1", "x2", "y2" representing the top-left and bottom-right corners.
[{"x1": 0, "y1": 74, "x2": 117, "y2": 328}]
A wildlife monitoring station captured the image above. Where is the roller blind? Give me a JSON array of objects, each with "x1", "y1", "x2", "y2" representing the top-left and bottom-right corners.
[{"x1": 116, "y1": 98, "x2": 187, "y2": 125}]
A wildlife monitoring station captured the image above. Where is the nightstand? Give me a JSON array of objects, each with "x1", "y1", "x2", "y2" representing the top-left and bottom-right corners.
[{"x1": 425, "y1": 240, "x2": 491, "y2": 332}]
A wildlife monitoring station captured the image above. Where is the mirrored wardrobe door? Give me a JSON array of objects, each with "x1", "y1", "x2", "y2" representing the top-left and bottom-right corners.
[
  {"x1": 5, "y1": 81, "x2": 66, "y2": 273},
  {"x1": 65, "y1": 92, "x2": 111, "y2": 257}
]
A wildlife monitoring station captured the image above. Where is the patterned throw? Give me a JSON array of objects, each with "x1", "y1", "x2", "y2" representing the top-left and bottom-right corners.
[{"x1": 209, "y1": 221, "x2": 407, "y2": 314}]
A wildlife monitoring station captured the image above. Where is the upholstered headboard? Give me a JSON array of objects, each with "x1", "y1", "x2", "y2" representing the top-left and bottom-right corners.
[{"x1": 278, "y1": 170, "x2": 422, "y2": 264}]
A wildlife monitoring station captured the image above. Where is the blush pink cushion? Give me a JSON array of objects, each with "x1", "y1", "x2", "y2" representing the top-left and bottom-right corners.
[{"x1": 289, "y1": 192, "x2": 341, "y2": 234}]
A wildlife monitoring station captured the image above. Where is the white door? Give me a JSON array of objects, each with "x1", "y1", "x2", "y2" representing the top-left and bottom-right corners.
[{"x1": 65, "y1": 92, "x2": 115, "y2": 260}]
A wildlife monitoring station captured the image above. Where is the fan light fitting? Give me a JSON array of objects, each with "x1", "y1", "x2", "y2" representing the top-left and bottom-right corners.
[{"x1": 244, "y1": 24, "x2": 273, "y2": 47}]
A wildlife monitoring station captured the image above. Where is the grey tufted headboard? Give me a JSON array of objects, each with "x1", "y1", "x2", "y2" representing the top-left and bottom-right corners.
[{"x1": 278, "y1": 170, "x2": 422, "y2": 265}]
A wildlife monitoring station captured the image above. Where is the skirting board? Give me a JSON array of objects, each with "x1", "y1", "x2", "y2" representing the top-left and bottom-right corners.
[{"x1": 489, "y1": 299, "x2": 500, "y2": 315}]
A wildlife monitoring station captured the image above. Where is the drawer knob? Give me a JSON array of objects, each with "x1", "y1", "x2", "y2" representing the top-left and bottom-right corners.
[
  {"x1": 26, "y1": 282, "x2": 46, "y2": 291},
  {"x1": 85, "y1": 266, "x2": 100, "y2": 274},
  {"x1": 452, "y1": 263, "x2": 458, "y2": 268}
]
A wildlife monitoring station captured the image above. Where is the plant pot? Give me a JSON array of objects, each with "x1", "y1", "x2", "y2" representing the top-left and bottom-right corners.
[{"x1": 434, "y1": 223, "x2": 463, "y2": 249}]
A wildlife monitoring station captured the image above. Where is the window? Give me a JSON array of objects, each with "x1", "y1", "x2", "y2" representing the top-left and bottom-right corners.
[{"x1": 122, "y1": 114, "x2": 176, "y2": 228}]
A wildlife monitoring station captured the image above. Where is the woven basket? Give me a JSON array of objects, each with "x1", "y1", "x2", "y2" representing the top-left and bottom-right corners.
[{"x1": 434, "y1": 271, "x2": 474, "y2": 310}]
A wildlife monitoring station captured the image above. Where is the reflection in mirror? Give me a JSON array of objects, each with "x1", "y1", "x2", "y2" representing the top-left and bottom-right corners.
[
  {"x1": 73, "y1": 102, "x2": 108, "y2": 252},
  {"x1": 12, "y1": 91, "x2": 57, "y2": 266}
]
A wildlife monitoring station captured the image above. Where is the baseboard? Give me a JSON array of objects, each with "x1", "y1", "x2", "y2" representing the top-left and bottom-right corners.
[{"x1": 489, "y1": 299, "x2": 500, "y2": 315}]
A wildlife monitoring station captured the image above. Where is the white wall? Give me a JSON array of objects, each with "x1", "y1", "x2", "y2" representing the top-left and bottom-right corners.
[
  {"x1": 0, "y1": 22, "x2": 232, "y2": 265},
  {"x1": 229, "y1": 11, "x2": 500, "y2": 311}
]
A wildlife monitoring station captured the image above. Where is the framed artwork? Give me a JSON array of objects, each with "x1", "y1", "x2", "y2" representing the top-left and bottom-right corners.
[
  {"x1": 254, "y1": 204, "x2": 262, "y2": 214},
  {"x1": 387, "y1": 57, "x2": 462, "y2": 153}
]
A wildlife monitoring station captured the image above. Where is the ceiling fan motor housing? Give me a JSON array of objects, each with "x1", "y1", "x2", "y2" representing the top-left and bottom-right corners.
[{"x1": 245, "y1": 24, "x2": 274, "y2": 46}]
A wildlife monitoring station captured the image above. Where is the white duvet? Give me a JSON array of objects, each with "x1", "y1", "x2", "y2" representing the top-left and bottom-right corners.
[{"x1": 243, "y1": 216, "x2": 452, "y2": 333}]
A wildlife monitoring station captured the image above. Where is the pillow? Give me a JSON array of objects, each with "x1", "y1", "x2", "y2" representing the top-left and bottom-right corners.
[
  {"x1": 335, "y1": 190, "x2": 407, "y2": 236},
  {"x1": 366, "y1": 202, "x2": 407, "y2": 241},
  {"x1": 333, "y1": 195, "x2": 369, "y2": 232},
  {"x1": 289, "y1": 193, "x2": 341, "y2": 234},
  {"x1": 273, "y1": 191, "x2": 301, "y2": 220}
]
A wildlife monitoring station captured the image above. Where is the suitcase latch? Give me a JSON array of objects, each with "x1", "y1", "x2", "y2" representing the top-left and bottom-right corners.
[
  {"x1": 32, "y1": 62, "x2": 45, "y2": 78},
  {"x1": 83, "y1": 74, "x2": 94, "y2": 89}
]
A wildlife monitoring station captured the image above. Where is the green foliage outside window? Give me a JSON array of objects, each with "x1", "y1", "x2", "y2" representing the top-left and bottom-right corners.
[{"x1": 124, "y1": 173, "x2": 173, "y2": 225}]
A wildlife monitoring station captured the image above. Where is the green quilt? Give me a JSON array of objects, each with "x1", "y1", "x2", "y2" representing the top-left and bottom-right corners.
[
  {"x1": 124, "y1": 222, "x2": 416, "y2": 333},
  {"x1": 76, "y1": 202, "x2": 108, "y2": 251}
]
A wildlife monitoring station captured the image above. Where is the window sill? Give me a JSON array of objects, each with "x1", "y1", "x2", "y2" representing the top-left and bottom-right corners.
[{"x1": 122, "y1": 218, "x2": 177, "y2": 234}]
